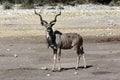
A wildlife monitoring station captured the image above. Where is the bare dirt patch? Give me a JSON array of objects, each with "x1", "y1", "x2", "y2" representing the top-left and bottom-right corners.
[{"x1": 0, "y1": 36, "x2": 120, "y2": 80}]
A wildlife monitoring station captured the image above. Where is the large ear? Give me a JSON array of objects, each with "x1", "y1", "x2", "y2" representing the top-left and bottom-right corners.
[
  {"x1": 49, "y1": 10, "x2": 61, "y2": 27},
  {"x1": 34, "y1": 9, "x2": 48, "y2": 27},
  {"x1": 41, "y1": 20, "x2": 48, "y2": 26},
  {"x1": 50, "y1": 22, "x2": 56, "y2": 27}
]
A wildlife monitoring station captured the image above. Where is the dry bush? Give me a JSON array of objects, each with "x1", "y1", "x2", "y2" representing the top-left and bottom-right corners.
[{"x1": 3, "y1": 1, "x2": 13, "y2": 10}]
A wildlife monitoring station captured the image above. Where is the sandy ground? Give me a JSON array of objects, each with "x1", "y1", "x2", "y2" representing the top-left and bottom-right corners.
[
  {"x1": 0, "y1": 4, "x2": 120, "y2": 80},
  {"x1": 0, "y1": 36, "x2": 120, "y2": 80}
]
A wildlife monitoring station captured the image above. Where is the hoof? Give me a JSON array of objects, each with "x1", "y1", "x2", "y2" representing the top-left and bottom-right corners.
[
  {"x1": 75, "y1": 67, "x2": 78, "y2": 70},
  {"x1": 58, "y1": 68, "x2": 61, "y2": 72},
  {"x1": 84, "y1": 66, "x2": 87, "y2": 69},
  {"x1": 52, "y1": 69, "x2": 56, "y2": 72},
  {"x1": 52, "y1": 68, "x2": 55, "y2": 72}
]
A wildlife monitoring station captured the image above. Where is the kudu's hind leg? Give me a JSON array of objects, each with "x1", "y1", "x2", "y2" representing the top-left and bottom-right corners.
[
  {"x1": 75, "y1": 46, "x2": 82, "y2": 70},
  {"x1": 82, "y1": 54, "x2": 87, "y2": 68},
  {"x1": 80, "y1": 45, "x2": 87, "y2": 68},
  {"x1": 76, "y1": 53, "x2": 81, "y2": 70}
]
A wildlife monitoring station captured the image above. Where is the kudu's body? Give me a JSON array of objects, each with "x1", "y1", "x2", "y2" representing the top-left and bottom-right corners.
[{"x1": 35, "y1": 9, "x2": 86, "y2": 71}]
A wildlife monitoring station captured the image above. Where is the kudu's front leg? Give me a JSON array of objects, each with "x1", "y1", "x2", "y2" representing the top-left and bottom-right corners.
[
  {"x1": 52, "y1": 48, "x2": 57, "y2": 72},
  {"x1": 52, "y1": 54, "x2": 57, "y2": 71},
  {"x1": 57, "y1": 49, "x2": 61, "y2": 71}
]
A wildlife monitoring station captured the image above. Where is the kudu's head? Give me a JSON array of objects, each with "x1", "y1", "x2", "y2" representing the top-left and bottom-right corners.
[{"x1": 34, "y1": 9, "x2": 61, "y2": 33}]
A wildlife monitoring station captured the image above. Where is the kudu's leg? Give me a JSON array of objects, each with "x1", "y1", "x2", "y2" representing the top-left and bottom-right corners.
[
  {"x1": 82, "y1": 54, "x2": 87, "y2": 68},
  {"x1": 57, "y1": 49, "x2": 61, "y2": 71},
  {"x1": 52, "y1": 48, "x2": 57, "y2": 71},
  {"x1": 52, "y1": 54, "x2": 57, "y2": 71},
  {"x1": 80, "y1": 45, "x2": 87, "y2": 68},
  {"x1": 76, "y1": 53, "x2": 81, "y2": 70}
]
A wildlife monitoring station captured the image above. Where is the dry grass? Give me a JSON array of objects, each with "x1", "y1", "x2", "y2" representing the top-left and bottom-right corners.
[
  {"x1": 0, "y1": 29, "x2": 120, "y2": 37},
  {"x1": 0, "y1": 9, "x2": 120, "y2": 38}
]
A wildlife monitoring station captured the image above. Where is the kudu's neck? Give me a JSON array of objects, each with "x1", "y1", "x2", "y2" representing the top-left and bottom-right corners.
[{"x1": 46, "y1": 29, "x2": 56, "y2": 48}]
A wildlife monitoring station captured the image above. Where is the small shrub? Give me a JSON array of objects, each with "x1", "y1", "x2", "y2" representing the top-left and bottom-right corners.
[
  {"x1": 21, "y1": 3, "x2": 34, "y2": 9},
  {"x1": 76, "y1": 0, "x2": 86, "y2": 4},
  {"x1": 21, "y1": 0, "x2": 34, "y2": 9},
  {"x1": 3, "y1": 1, "x2": 13, "y2": 10},
  {"x1": 114, "y1": 1, "x2": 120, "y2": 6},
  {"x1": 59, "y1": 5, "x2": 64, "y2": 10}
]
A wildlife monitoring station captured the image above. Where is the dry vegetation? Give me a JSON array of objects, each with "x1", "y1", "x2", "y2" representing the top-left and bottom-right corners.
[
  {"x1": 0, "y1": 5, "x2": 120, "y2": 42},
  {"x1": 0, "y1": 29, "x2": 120, "y2": 37}
]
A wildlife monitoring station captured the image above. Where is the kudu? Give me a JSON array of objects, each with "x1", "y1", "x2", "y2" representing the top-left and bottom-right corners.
[{"x1": 34, "y1": 9, "x2": 87, "y2": 71}]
